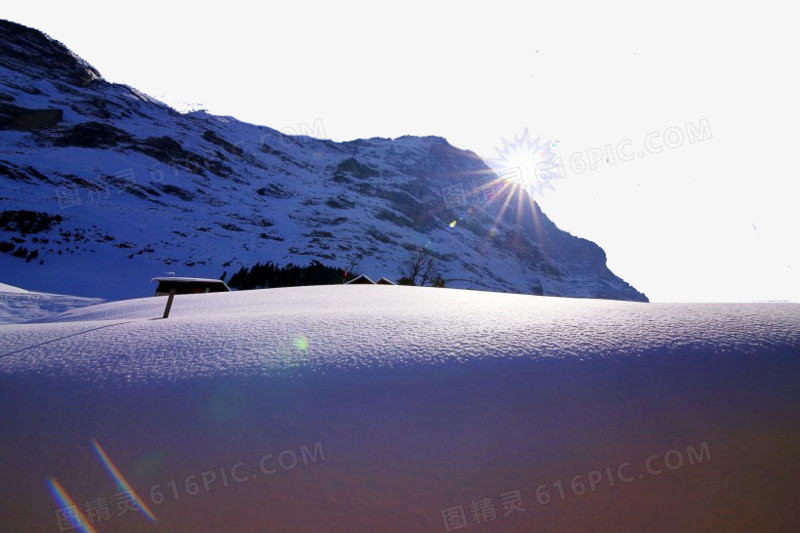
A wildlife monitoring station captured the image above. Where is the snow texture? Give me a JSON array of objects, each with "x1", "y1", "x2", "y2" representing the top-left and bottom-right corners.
[
  {"x1": 1, "y1": 285, "x2": 796, "y2": 384},
  {"x1": 0, "y1": 286, "x2": 799, "y2": 531},
  {"x1": 0, "y1": 282, "x2": 102, "y2": 324},
  {"x1": 0, "y1": 281, "x2": 28, "y2": 293}
]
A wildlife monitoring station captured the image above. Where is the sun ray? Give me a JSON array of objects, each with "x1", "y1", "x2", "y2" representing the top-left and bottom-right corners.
[
  {"x1": 92, "y1": 440, "x2": 157, "y2": 523},
  {"x1": 525, "y1": 190, "x2": 547, "y2": 246},
  {"x1": 47, "y1": 478, "x2": 98, "y2": 533},
  {"x1": 484, "y1": 128, "x2": 559, "y2": 199},
  {"x1": 489, "y1": 183, "x2": 519, "y2": 238},
  {"x1": 468, "y1": 127, "x2": 563, "y2": 250},
  {"x1": 514, "y1": 182, "x2": 526, "y2": 226}
]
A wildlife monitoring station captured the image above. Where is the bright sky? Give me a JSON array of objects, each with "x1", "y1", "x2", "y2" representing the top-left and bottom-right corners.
[{"x1": 5, "y1": 1, "x2": 798, "y2": 302}]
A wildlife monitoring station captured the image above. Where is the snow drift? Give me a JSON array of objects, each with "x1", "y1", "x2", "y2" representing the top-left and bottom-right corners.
[
  {"x1": 0, "y1": 281, "x2": 102, "y2": 324},
  {"x1": 1, "y1": 286, "x2": 798, "y2": 531}
]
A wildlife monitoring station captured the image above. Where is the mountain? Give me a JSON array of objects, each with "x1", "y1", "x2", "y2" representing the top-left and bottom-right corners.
[{"x1": 0, "y1": 19, "x2": 647, "y2": 302}]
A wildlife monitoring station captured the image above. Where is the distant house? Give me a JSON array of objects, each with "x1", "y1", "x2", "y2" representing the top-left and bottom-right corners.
[
  {"x1": 151, "y1": 277, "x2": 230, "y2": 296},
  {"x1": 375, "y1": 277, "x2": 397, "y2": 285},
  {"x1": 345, "y1": 274, "x2": 376, "y2": 285}
]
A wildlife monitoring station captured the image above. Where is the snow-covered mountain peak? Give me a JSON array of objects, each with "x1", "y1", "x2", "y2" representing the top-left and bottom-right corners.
[
  {"x1": 0, "y1": 19, "x2": 101, "y2": 88},
  {"x1": 0, "y1": 19, "x2": 647, "y2": 302}
]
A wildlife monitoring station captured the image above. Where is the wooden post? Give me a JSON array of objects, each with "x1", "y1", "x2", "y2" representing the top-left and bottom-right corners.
[{"x1": 163, "y1": 289, "x2": 176, "y2": 319}]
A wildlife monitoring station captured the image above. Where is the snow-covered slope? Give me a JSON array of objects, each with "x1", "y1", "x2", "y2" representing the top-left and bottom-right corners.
[
  {"x1": 1, "y1": 286, "x2": 798, "y2": 531},
  {"x1": 0, "y1": 281, "x2": 27, "y2": 293},
  {"x1": 0, "y1": 19, "x2": 647, "y2": 302},
  {"x1": 0, "y1": 280, "x2": 102, "y2": 324},
  {"x1": 3, "y1": 285, "x2": 795, "y2": 383}
]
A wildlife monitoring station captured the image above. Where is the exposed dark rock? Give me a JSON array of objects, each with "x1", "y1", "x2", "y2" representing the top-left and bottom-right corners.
[
  {"x1": 334, "y1": 157, "x2": 379, "y2": 180},
  {"x1": 217, "y1": 222, "x2": 244, "y2": 232},
  {"x1": 376, "y1": 209, "x2": 413, "y2": 228},
  {"x1": 367, "y1": 228, "x2": 393, "y2": 244},
  {"x1": 0, "y1": 210, "x2": 63, "y2": 234},
  {"x1": 134, "y1": 135, "x2": 234, "y2": 178},
  {"x1": 259, "y1": 142, "x2": 282, "y2": 155},
  {"x1": 69, "y1": 96, "x2": 113, "y2": 119},
  {"x1": 203, "y1": 130, "x2": 243, "y2": 156},
  {"x1": 0, "y1": 104, "x2": 63, "y2": 131},
  {"x1": 104, "y1": 174, "x2": 161, "y2": 199},
  {"x1": 256, "y1": 183, "x2": 293, "y2": 198},
  {"x1": 134, "y1": 136, "x2": 206, "y2": 174},
  {"x1": 0, "y1": 160, "x2": 54, "y2": 184},
  {"x1": 54, "y1": 121, "x2": 131, "y2": 148},
  {"x1": 156, "y1": 183, "x2": 195, "y2": 201},
  {"x1": 12, "y1": 245, "x2": 28, "y2": 258},
  {"x1": 0, "y1": 20, "x2": 102, "y2": 87},
  {"x1": 374, "y1": 188, "x2": 438, "y2": 231},
  {"x1": 325, "y1": 196, "x2": 356, "y2": 209},
  {"x1": 228, "y1": 214, "x2": 273, "y2": 227}
]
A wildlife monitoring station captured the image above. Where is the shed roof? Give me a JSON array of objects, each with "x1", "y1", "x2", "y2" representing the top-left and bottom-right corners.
[{"x1": 345, "y1": 274, "x2": 376, "y2": 285}]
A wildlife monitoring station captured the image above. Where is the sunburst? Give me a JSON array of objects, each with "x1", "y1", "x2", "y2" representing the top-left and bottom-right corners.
[
  {"x1": 471, "y1": 129, "x2": 560, "y2": 240},
  {"x1": 484, "y1": 128, "x2": 559, "y2": 199}
]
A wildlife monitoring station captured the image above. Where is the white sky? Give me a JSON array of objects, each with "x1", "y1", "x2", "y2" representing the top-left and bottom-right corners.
[{"x1": 5, "y1": 1, "x2": 798, "y2": 302}]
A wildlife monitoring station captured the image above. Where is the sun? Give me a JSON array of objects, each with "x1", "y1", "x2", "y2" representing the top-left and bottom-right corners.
[
  {"x1": 461, "y1": 129, "x2": 561, "y2": 243},
  {"x1": 484, "y1": 128, "x2": 560, "y2": 198}
]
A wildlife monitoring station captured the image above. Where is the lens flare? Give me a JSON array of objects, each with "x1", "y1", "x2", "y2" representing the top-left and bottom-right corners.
[
  {"x1": 47, "y1": 478, "x2": 98, "y2": 533},
  {"x1": 484, "y1": 128, "x2": 559, "y2": 198},
  {"x1": 293, "y1": 335, "x2": 309, "y2": 351},
  {"x1": 470, "y1": 129, "x2": 560, "y2": 243},
  {"x1": 91, "y1": 440, "x2": 157, "y2": 523}
]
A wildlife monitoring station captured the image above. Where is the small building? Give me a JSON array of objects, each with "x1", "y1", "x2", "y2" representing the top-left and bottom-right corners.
[
  {"x1": 151, "y1": 277, "x2": 230, "y2": 296},
  {"x1": 375, "y1": 277, "x2": 397, "y2": 285},
  {"x1": 345, "y1": 274, "x2": 376, "y2": 285}
]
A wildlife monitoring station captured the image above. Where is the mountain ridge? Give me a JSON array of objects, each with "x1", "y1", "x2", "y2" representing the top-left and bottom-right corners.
[{"x1": 0, "y1": 19, "x2": 648, "y2": 302}]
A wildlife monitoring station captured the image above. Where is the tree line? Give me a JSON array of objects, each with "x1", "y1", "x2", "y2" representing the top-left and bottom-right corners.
[
  {"x1": 225, "y1": 248, "x2": 446, "y2": 290},
  {"x1": 225, "y1": 260, "x2": 353, "y2": 290}
]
